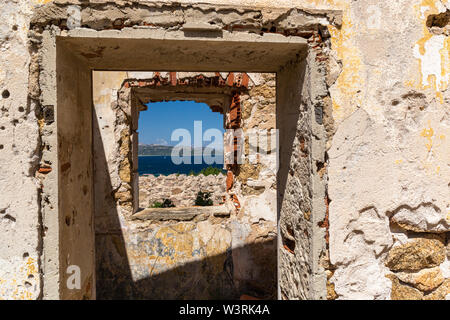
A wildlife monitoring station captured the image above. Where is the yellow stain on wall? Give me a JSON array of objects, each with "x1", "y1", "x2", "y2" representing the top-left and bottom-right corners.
[
  {"x1": 419, "y1": 118, "x2": 448, "y2": 175},
  {"x1": 149, "y1": 224, "x2": 197, "y2": 266},
  {"x1": 328, "y1": 3, "x2": 364, "y2": 123},
  {"x1": 0, "y1": 257, "x2": 39, "y2": 300},
  {"x1": 25, "y1": 257, "x2": 38, "y2": 277},
  {"x1": 420, "y1": 125, "x2": 434, "y2": 152}
]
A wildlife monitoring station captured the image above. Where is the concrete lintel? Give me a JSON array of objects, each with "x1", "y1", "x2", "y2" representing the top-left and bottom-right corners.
[
  {"x1": 56, "y1": 28, "x2": 307, "y2": 72},
  {"x1": 132, "y1": 205, "x2": 232, "y2": 221}
]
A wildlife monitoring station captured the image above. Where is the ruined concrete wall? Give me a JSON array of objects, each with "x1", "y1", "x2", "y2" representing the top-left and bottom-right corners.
[
  {"x1": 139, "y1": 174, "x2": 227, "y2": 208},
  {"x1": 0, "y1": 0, "x2": 41, "y2": 300},
  {"x1": 0, "y1": 0, "x2": 448, "y2": 300},
  {"x1": 322, "y1": 1, "x2": 450, "y2": 300},
  {"x1": 93, "y1": 71, "x2": 277, "y2": 299}
]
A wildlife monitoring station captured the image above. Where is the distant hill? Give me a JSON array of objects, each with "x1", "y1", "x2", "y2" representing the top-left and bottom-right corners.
[
  {"x1": 138, "y1": 144, "x2": 173, "y2": 156},
  {"x1": 138, "y1": 144, "x2": 223, "y2": 156}
]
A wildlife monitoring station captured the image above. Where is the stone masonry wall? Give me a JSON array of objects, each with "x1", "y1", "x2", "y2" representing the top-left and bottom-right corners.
[{"x1": 139, "y1": 174, "x2": 227, "y2": 208}]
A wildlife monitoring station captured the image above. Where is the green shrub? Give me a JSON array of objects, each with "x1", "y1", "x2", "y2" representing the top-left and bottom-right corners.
[
  {"x1": 150, "y1": 201, "x2": 163, "y2": 208},
  {"x1": 150, "y1": 199, "x2": 175, "y2": 208},
  {"x1": 195, "y1": 191, "x2": 213, "y2": 206},
  {"x1": 198, "y1": 166, "x2": 224, "y2": 176},
  {"x1": 188, "y1": 166, "x2": 225, "y2": 176}
]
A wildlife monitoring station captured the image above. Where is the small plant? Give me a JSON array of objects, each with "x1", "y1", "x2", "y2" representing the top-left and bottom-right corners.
[
  {"x1": 150, "y1": 199, "x2": 175, "y2": 208},
  {"x1": 195, "y1": 191, "x2": 213, "y2": 206},
  {"x1": 150, "y1": 201, "x2": 163, "y2": 208}
]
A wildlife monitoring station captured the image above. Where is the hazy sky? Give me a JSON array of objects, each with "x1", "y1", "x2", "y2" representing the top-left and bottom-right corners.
[{"x1": 138, "y1": 101, "x2": 225, "y2": 147}]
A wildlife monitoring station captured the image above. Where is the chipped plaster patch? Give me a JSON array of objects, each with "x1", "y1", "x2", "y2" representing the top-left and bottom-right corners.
[
  {"x1": 414, "y1": 34, "x2": 448, "y2": 91},
  {"x1": 410, "y1": 1, "x2": 450, "y2": 101}
]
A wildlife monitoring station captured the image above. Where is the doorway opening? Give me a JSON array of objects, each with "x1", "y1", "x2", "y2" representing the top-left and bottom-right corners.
[{"x1": 93, "y1": 71, "x2": 278, "y2": 299}]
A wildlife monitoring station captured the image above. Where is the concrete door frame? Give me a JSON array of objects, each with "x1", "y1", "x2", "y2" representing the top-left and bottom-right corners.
[{"x1": 30, "y1": 2, "x2": 338, "y2": 299}]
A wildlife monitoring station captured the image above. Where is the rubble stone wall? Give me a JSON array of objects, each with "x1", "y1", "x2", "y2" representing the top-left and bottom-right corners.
[{"x1": 139, "y1": 173, "x2": 227, "y2": 208}]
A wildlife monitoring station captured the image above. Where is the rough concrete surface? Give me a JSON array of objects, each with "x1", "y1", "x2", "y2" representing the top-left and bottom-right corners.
[{"x1": 0, "y1": 0, "x2": 448, "y2": 300}]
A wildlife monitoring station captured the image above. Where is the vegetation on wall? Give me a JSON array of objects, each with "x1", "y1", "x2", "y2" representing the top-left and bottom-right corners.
[
  {"x1": 188, "y1": 166, "x2": 225, "y2": 176},
  {"x1": 194, "y1": 191, "x2": 213, "y2": 206},
  {"x1": 150, "y1": 199, "x2": 176, "y2": 208}
]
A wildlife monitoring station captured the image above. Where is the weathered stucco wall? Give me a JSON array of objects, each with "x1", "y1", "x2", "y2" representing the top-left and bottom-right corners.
[
  {"x1": 0, "y1": 1, "x2": 40, "y2": 299},
  {"x1": 0, "y1": 0, "x2": 448, "y2": 299},
  {"x1": 323, "y1": 1, "x2": 450, "y2": 300}
]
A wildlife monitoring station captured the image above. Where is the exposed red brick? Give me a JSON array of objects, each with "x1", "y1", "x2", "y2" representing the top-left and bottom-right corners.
[
  {"x1": 283, "y1": 244, "x2": 295, "y2": 254},
  {"x1": 38, "y1": 166, "x2": 52, "y2": 174},
  {"x1": 240, "y1": 73, "x2": 249, "y2": 88},
  {"x1": 226, "y1": 170, "x2": 233, "y2": 191},
  {"x1": 299, "y1": 136, "x2": 306, "y2": 152},
  {"x1": 231, "y1": 194, "x2": 241, "y2": 209},
  {"x1": 169, "y1": 72, "x2": 177, "y2": 86},
  {"x1": 228, "y1": 92, "x2": 241, "y2": 128},
  {"x1": 122, "y1": 72, "x2": 250, "y2": 92},
  {"x1": 229, "y1": 107, "x2": 239, "y2": 123},
  {"x1": 318, "y1": 196, "x2": 330, "y2": 245},
  {"x1": 226, "y1": 73, "x2": 235, "y2": 86}
]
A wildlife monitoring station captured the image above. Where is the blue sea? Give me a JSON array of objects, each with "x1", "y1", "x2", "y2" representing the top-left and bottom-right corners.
[{"x1": 138, "y1": 156, "x2": 224, "y2": 176}]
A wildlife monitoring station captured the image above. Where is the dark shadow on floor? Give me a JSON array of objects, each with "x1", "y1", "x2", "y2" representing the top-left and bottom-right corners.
[{"x1": 98, "y1": 239, "x2": 277, "y2": 300}]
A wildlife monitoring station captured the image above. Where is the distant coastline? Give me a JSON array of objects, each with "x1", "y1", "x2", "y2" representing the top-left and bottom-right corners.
[{"x1": 138, "y1": 143, "x2": 223, "y2": 157}]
